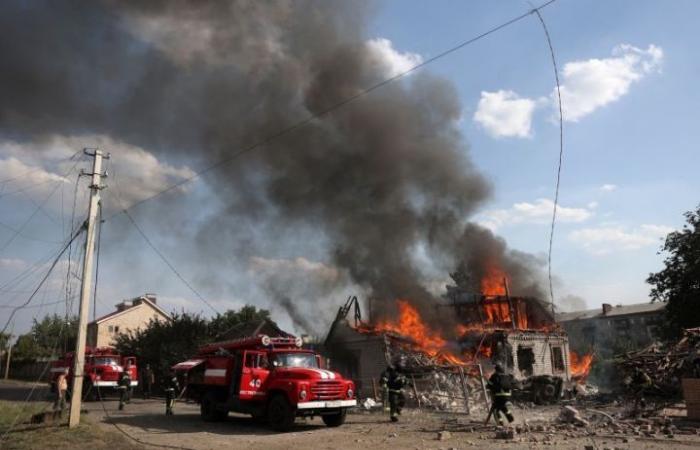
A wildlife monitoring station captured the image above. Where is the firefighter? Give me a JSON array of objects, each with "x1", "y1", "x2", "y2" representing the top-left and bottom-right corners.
[
  {"x1": 379, "y1": 364, "x2": 407, "y2": 422},
  {"x1": 141, "y1": 363, "x2": 155, "y2": 399},
  {"x1": 118, "y1": 364, "x2": 132, "y2": 411},
  {"x1": 487, "y1": 364, "x2": 515, "y2": 426},
  {"x1": 629, "y1": 367, "x2": 652, "y2": 416},
  {"x1": 53, "y1": 367, "x2": 69, "y2": 419},
  {"x1": 164, "y1": 372, "x2": 180, "y2": 416}
]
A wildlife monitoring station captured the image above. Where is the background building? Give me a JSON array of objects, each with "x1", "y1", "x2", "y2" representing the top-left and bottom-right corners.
[
  {"x1": 87, "y1": 294, "x2": 171, "y2": 348},
  {"x1": 557, "y1": 302, "x2": 665, "y2": 356}
]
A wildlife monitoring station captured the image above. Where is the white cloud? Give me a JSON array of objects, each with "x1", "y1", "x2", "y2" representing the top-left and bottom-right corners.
[
  {"x1": 365, "y1": 38, "x2": 422, "y2": 78},
  {"x1": 557, "y1": 44, "x2": 663, "y2": 122},
  {"x1": 0, "y1": 157, "x2": 68, "y2": 193},
  {"x1": 569, "y1": 223, "x2": 673, "y2": 254},
  {"x1": 0, "y1": 135, "x2": 195, "y2": 212},
  {"x1": 600, "y1": 184, "x2": 618, "y2": 192},
  {"x1": 473, "y1": 90, "x2": 538, "y2": 138},
  {"x1": 0, "y1": 258, "x2": 28, "y2": 270},
  {"x1": 479, "y1": 198, "x2": 593, "y2": 231}
]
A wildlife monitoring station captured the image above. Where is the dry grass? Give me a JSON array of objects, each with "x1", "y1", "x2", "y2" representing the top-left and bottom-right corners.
[{"x1": 0, "y1": 400, "x2": 140, "y2": 450}]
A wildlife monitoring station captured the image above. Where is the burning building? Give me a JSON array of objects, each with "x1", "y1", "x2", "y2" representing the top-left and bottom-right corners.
[{"x1": 325, "y1": 281, "x2": 588, "y2": 404}]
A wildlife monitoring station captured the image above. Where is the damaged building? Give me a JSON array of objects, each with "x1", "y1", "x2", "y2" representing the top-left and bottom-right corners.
[{"x1": 325, "y1": 292, "x2": 578, "y2": 405}]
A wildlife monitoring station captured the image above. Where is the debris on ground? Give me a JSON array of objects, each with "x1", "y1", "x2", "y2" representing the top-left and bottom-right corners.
[{"x1": 617, "y1": 327, "x2": 700, "y2": 394}]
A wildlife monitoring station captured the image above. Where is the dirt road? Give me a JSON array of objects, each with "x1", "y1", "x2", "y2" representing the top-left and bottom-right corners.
[{"x1": 2, "y1": 380, "x2": 698, "y2": 449}]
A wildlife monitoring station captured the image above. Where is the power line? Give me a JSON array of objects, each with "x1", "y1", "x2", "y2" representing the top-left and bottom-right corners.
[
  {"x1": 105, "y1": 0, "x2": 558, "y2": 222},
  {"x1": 0, "y1": 157, "x2": 83, "y2": 255},
  {"x1": 108, "y1": 170, "x2": 220, "y2": 315},
  {"x1": 531, "y1": 7, "x2": 564, "y2": 315},
  {"x1": 0, "y1": 224, "x2": 85, "y2": 336},
  {"x1": 122, "y1": 208, "x2": 219, "y2": 315}
]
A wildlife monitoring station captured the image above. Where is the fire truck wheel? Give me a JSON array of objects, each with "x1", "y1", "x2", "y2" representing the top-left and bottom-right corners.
[
  {"x1": 321, "y1": 409, "x2": 346, "y2": 427},
  {"x1": 267, "y1": 394, "x2": 295, "y2": 432},
  {"x1": 200, "y1": 391, "x2": 227, "y2": 422}
]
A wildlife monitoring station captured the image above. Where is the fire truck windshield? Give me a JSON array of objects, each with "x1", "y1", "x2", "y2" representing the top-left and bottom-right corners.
[
  {"x1": 93, "y1": 357, "x2": 119, "y2": 366},
  {"x1": 271, "y1": 353, "x2": 318, "y2": 369}
]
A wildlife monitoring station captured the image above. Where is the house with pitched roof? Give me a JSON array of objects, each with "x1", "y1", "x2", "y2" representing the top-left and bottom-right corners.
[{"x1": 87, "y1": 293, "x2": 171, "y2": 347}]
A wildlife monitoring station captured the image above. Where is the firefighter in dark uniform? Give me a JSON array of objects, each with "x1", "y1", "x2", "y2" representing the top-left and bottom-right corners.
[
  {"x1": 164, "y1": 372, "x2": 180, "y2": 416},
  {"x1": 380, "y1": 364, "x2": 407, "y2": 422},
  {"x1": 629, "y1": 367, "x2": 652, "y2": 416},
  {"x1": 118, "y1": 366, "x2": 132, "y2": 411},
  {"x1": 487, "y1": 364, "x2": 515, "y2": 426}
]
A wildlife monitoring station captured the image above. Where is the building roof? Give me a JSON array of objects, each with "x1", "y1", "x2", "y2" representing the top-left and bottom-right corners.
[
  {"x1": 90, "y1": 295, "x2": 171, "y2": 325},
  {"x1": 556, "y1": 302, "x2": 665, "y2": 322}
]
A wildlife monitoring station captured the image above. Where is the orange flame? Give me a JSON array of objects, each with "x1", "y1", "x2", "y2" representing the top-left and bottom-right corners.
[
  {"x1": 569, "y1": 351, "x2": 593, "y2": 379},
  {"x1": 481, "y1": 262, "x2": 508, "y2": 296},
  {"x1": 375, "y1": 300, "x2": 445, "y2": 352},
  {"x1": 373, "y1": 300, "x2": 468, "y2": 365}
]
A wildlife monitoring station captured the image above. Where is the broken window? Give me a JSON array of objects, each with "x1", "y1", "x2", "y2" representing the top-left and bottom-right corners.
[
  {"x1": 550, "y1": 346, "x2": 565, "y2": 372},
  {"x1": 517, "y1": 346, "x2": 535, "y2": 377}
]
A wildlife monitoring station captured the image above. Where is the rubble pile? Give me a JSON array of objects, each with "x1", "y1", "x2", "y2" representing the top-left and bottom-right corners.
[
  {"x1": 387, "y1": 341, "x2": 488, "y2": 413},
  {"x1": 617, "y1": 327, "x2": 700, "y2": 394},
  {"x1": 488, "y1": 405, "x2": 700, "y2": 445}
]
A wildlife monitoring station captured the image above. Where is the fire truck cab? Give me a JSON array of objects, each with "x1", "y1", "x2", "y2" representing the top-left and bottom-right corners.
[
  {"x1": 50, "y1": 347, "x2": 138, "y2": 399},
  {"x1": 174, "y1": 335, "x2": 356, "y2": 431}
]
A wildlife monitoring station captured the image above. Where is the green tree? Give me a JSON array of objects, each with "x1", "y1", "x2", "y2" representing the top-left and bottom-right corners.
[
  {"x1": 113, "y1": 305, "x2": 276, "y2": 386},
  {"x1": 114, "y1": 312, "x2": 210, "y2": 384},
  {"x1": 208, "y1": 305, "x2": 272, "y2": 339},
  {"x1": 0, "y1": 332, "x2": 9, "y2": 351},
  {"x1": 12, "y1": 314, "x2": 78, "y2": 361},
  {"x1": 647, "y1": 205, "x2": 700, "y2": 338}
]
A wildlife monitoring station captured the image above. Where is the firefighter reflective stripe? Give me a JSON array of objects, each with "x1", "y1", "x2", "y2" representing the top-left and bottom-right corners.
[
  {"x1": 494, "y1": 392, "x2": 511, "y2": 397},
  {"x1": 204, "y1": 369, "x2": 226, "y2": 378}
]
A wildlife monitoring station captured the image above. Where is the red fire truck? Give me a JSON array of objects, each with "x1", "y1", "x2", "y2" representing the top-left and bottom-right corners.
[
  {"x1": 174, "y1": 335, "x2": 356, "y2": 431},
  {"x1": 50, "y1": 346, "x2": 138, "y2": 399}
]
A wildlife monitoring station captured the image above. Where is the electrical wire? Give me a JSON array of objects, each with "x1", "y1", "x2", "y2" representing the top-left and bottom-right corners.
[
  {"x1": 0, "y1": 157, "x2": 83, "y2": 255},
  {"x1": 122, "y1": 209, "x2": 219, "y2": 315},
  {"x1": 94, "y1": 383, "x2": 197, "y2": 450},
  {"x1": 531, "y1": 6, "x2": 564, "y2": 316},
  {"x1": 104, "y1": 0, "x2": 558, "y2": 222},
  {"x1": 0, "y1": 224, "x2": 85, "y2": 336},
  {"x1": 109, "y1": 171, "x2": 220, "y2": 315}
]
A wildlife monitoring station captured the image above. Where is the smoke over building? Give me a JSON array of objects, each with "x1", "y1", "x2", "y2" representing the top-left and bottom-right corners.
[{"x1": 0, "y1": 0, "x2": 548, "y2": 332}]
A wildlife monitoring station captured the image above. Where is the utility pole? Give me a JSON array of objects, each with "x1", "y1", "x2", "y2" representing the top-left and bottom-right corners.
[
  {"x1": 69, "y1": 148, "x2": 108, "y2": 428},
  {"x1": 3, "y1": 322, "x2": 13, "y2": 380}
]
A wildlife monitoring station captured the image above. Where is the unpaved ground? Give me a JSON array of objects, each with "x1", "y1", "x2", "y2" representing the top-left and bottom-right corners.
[{"x1": 2, "y1": 380, "x2": 700, "y2": 449}]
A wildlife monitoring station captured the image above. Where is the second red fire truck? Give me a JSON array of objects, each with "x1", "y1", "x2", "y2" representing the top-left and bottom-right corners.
[
  {"x1": 174, "y1": 335, "x2": 356, "y2": 431},
  {"x1": 50, "y1": 346, "x2": 138, "y2": 399}
]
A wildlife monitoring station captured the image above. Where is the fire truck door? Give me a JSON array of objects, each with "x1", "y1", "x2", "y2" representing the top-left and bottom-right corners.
[{"x1": 239, "y1": 351, "x2": 270, "y2": 401}]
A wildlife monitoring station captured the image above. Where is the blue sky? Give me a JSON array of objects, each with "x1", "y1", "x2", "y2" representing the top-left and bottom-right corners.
[
  {"x1": 370, "y1": 0, "x2": 699, "y2": 306},
  {"x1": 1, "y1": 0, "x2": 698, "y2": 336}
]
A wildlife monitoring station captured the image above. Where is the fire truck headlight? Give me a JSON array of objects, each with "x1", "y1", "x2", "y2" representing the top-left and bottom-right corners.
[
  {"x1": 346, "y1": 388, "x2": 353, "y2": 399},
  {"x1": 299, "y1": 389, "x2": 307, "y2": 400},
  {"x1": 295, "y1": 337, "x2": 303, "y2": 347}
]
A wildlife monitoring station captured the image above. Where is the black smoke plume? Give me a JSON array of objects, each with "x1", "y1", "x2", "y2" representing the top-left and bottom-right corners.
[{"x1": 0, "y1": 0, "x2": 547, "y2": 330}]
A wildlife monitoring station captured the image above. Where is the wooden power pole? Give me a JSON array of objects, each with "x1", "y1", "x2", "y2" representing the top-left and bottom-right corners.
[{"x1": 69, "y1": 149, "x2": 108, "y2": 428}]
